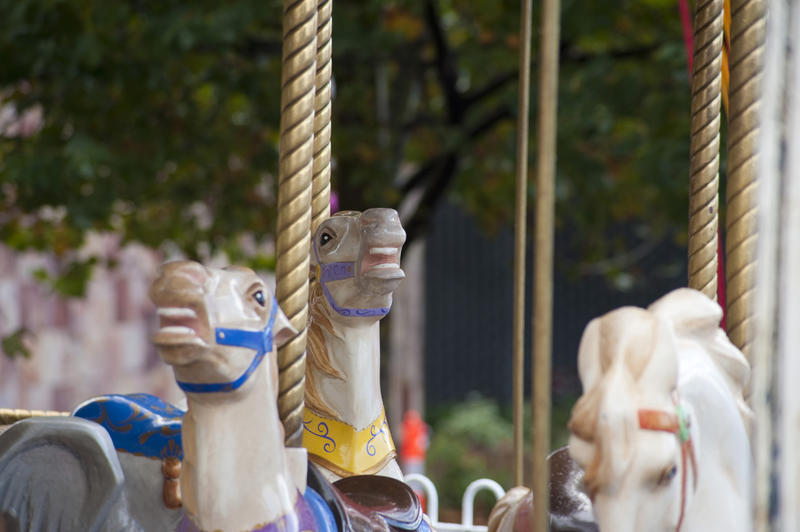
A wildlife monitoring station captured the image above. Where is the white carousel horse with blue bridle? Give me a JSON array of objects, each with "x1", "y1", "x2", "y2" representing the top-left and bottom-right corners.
[
  {"x1": 303, "y1": 208, "x2": 407, "y2": 481},
  {"x1": 567, "y1": 288, "x2": 753, "y2": 532},
  {"x1": 0, "y1": 261, "x2": 426, "y2": 532}
]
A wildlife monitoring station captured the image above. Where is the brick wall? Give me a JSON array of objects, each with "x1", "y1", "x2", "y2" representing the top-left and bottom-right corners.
[{"x1": 0, "y1": 235, "x2": 183, "y2": 412}]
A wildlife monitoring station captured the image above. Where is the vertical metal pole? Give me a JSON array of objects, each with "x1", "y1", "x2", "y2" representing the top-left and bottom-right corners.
[
  {"x1": 687, "y1": 0, "x2": 724, "y2": 300},
  {"x1": 532, "y1": 0, "x2": 559, "y2": 529},
  {"x1": 726, "y1": 0, "x2": 765, "y2": 359},
  {"x1": 728, "y1": 0, "x2": 767, "y2": 525},
  {"x1": 512, "y1": 0, "x2": 533, "y2": 488},
  {"x1": 276, "y1": 0, "x2": 318, "y2": 446},
  {"x1": 311, "y1": 0, "x2": 333, "y2": 235}
]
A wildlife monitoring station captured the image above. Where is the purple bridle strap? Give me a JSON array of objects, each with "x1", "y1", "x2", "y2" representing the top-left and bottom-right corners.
[{"x1": 314, "y1": 241, "x2": 391, "y2": 318}]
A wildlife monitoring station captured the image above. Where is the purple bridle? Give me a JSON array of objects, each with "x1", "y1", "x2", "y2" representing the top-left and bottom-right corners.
[{"x1": 313, "y1": 238, "x2": 391, "y2": 318}]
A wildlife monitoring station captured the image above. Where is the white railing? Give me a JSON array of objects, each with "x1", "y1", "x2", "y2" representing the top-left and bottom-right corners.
[{"x1": 404, "y1": 473, "x2": 506, "y2": 532}]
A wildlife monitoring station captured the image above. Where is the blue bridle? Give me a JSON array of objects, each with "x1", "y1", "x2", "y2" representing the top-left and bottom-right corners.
[
  {"x1": 176, "y1": 297, "x2": 279, "y2": 394},
  {"x1": 313, "y1": 238, "x2": 391, "y2": 318}
]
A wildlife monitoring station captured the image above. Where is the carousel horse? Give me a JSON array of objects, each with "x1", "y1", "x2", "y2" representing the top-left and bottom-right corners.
[
  {"x1": 303, "y1": 208, "x2": 406, "y2": 481},
  {"x1": 0, "y1": 261, "x2": 427, "y2": 532},
  {"x1": 567, "y1": 288, "x2": 752, "y2": 532}
]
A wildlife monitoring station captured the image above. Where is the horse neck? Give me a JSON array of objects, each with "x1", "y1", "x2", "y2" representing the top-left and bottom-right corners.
[
  {"x1": 316, "y1": 319, "x2": 384, "y2": 430},
  {"x1": 677, "y1": 356, "x2": 753, "y2": 531},
  {"x1": 180, "y1": 364, "x2": 297, "y2": 532}
]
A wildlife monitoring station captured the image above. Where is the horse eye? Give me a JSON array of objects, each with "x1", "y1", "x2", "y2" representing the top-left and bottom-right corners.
[
  {"x1": 659, "y1": 464, "x2": 678, "y2": 485},
  {"x1": 320, "y1": 232, "x2": 333, "y2": 245},
  {"x1": 253, "y1": 290, "x2": 266, "y2": 307}
]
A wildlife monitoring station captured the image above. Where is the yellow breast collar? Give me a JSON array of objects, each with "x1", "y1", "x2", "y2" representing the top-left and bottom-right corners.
[{"x1": 302, "y1": 408, "x2": 396, "y2": 477}]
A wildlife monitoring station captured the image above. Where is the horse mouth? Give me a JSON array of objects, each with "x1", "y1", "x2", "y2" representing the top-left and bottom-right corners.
[
  {"x1": 153, "y1": 307, "x2": 209, "y2": 347},
  {"x1": 361, "y1": 247, "x2": 404, "y2": 279}
]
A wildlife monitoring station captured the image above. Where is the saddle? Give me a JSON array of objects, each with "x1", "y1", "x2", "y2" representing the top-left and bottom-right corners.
[
  {"x1": 73, "y1": 393, "x2": 185, "y2": 459},
  {"x1": 547, "y1": 447, "x2": 597, "y2": 532},
  {"x1": 307, "y1": 462, "x2": 428, "y2": 532}
]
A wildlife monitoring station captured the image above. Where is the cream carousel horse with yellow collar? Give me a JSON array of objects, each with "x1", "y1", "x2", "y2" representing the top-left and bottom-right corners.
[
  {"x1": 568, "y1": 288, "x2": 753, "y2": 532},
  {"x1": 303, "y1": 208, "x2": 406, "y2": 481}
]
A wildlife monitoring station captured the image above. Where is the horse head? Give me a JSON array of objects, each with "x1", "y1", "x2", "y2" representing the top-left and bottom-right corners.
[
  {"x1": 310, "y1": 208, "x2": 406, "y2": 322},
  {"x1": 567, "y1": 288, "x2": 752, "y2": 532},
  {"x1": 305, "y1": 208, "x2": 406, "y2": 432},
  {"x1": 567, "y1": 303, "x2": 689, "y2": 532},
  {"x1": 149, "y1": 260, "x2": 295, "y2": 396}
]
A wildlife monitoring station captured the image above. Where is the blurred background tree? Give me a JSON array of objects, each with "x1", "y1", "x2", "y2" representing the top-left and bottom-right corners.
[{"x1": 0, "y1": 0, "x2": 690, "y2": 293}]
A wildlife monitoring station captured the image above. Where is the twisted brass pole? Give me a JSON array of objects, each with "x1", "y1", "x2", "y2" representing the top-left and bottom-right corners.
[
  {"x1": 532, "y1": 0, "x2": 560, "y2": 528},
  {"x1": 276, "y1": 0, "x2": 318, "y2": 446},
  {"x1": 725, "y1": 0, "x2": 765, "y2": 358},
  {"x1": 512, "y1": 0, "x2": 533, "y2": 488},
  {"x1": 311, "y1": 0, "x2": 332, "y2": 235},
  {"x1": 0, "y1": 408, "x2": 68, "y2": 425},
  {"x1": 688, "y1": 0, "x2": 724, "y2": 300}
]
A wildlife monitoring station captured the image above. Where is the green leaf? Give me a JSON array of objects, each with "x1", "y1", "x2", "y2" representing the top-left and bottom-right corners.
[{"x1": 1, "y1": 328, "x2": 32, "y2": 360}]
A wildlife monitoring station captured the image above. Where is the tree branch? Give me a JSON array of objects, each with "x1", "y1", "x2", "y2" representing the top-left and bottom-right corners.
[
  {"x1": 463, "y1": 70, "x2": 517, "y2": 110},
  {"x1": 423, "y1": 0, "x2": 464, "y2": 122},
  {"x1": 400, "y1": 104, "x2": 513, "y2": 244}
]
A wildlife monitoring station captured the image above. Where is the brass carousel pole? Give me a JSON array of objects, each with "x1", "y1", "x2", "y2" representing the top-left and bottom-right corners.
[
  {"x1": 311, "y1": 0, "x2": 333, "y2": 234},
  {"x1": 688, "y1": 0, "x2": 724, "y2": 300},
  {"x1": 532, "y1": 0, "x2": 560, "y2": 528},
  {"x1": 726, "y1": 0, "x2": 765, "y2": 359},
  {"x1": 0, "y1": 408, "x2": 67, "y2": 426},
  {"x1": 727, "y1": 0, "x2": 766, "y2": 526},
  {"x1": 276, "y1": 0, "x2": 318, "y2": 446},
  {"x1": 511, "y1": 0, "x2": 533, "y2": 488}
]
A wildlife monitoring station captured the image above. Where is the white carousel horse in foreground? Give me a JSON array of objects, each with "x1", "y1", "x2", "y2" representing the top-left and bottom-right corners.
[
  {"x1": 303, "y1": 208, "x2": 406, "y2": 481},
  {"x1": 568, "y1": 288, "x2": 753, "y2": 532},
  {"x1": 0, "y1": 261, "x2": 427, "y2": 532}
]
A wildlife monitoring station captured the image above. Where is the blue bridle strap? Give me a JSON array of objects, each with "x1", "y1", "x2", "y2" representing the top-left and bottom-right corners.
[
  {"x1": 313, "y1": 239, "x2": 391, "y2": 318},
  {"x1": 176, "y1": 297, "x2": 278, "y2": 394}
]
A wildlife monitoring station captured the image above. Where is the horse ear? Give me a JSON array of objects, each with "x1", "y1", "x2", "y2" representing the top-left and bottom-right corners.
[{"x1": 273, "y1": 305, "x2": 298, "y2": 348}]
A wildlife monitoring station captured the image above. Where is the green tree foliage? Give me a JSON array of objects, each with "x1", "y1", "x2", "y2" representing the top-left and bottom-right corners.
[
  {"x1": 0, "y1": 0, "x2": 691, "y2": 292},
  {"x1": 426, "y1": 395, "x2": 575, "y2": 516},
  {"x1": 1, "y1": 1, "x2": 284, "y2": 267}
]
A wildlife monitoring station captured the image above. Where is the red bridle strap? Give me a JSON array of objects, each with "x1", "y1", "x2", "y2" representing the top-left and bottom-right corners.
[{"x1": 637, "y1": 406, "x2": 698, "y2": 532}]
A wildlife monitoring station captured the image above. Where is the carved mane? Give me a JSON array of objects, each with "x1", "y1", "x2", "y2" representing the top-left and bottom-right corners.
[
  {"x1": 305, "y1": 276, "x2": 344, "y2": 419},
  {"x1": 567, "y1": 288, "x2": 753, "y2": 497},
  {"x1": 567, "y1": 310, "x2": 653, "y2": 496}
]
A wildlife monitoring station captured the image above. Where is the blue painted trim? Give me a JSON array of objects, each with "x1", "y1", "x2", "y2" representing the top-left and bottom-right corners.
[
  {"x1": 73, "y1": 393, "x2": 185, "y2": 459},
  {"x1": 176, "y1": 297, "x2": 278, "y2": 394},
  {"x1": 304, "y1": 487, "x2": 338, "y2": 532}
]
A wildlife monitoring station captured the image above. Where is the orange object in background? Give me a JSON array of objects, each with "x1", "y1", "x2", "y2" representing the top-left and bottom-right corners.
[{"x1": 399, "y1": 410, "x2": 429, "y2": 510}]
